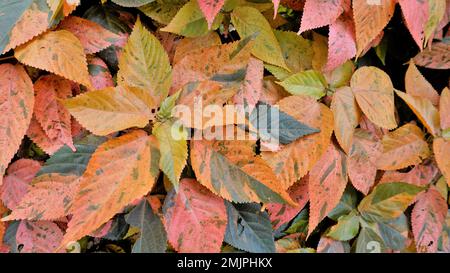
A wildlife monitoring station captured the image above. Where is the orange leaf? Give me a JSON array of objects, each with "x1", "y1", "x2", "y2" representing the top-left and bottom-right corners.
[
  {"x1": 434, "y1": 138, "x2": 450, "y2": 185},
  {"x1": 61, "y1": 130, "x2": 160, "y2": 246},
  {"x1": 376, "y1": 123, "x2": 430, "y2": 170},
  {"x1": 405, "y1": 61, "x2": 439, "y2": 106},
  {"x1": 163, "y1": 178, "x2": 227, "y2": 253},
  {"x1": 2, "y1": 2, "x2": 50, "y2": 53},
  {"x1": 331, "y1": 86, "x2": 361, "y2": 153},
  {"x1": 348, "y1": 129, "x2": 382, "y2": 195},
  {"x1": 33, "y1": 75, "x2": 75, "y2": 151},
  {"x1": 59, "y1": 16, "x2": 121, "y2": 54},
  {"x1": 190, "y1": 129, "x2": 295, "y2": 205},
  {"x1": 308, "y1": 143, "x2": 348, "y2": 236},
  {"x1": 395, "y1": 90, "x2": 440, "y2": 136},
  {"x1": 173, "y1": 32, "x2": 222, "y2": 64},
  {"x1": 262, "y1": 95, "x2": 334, "y2": 189},
  {"x1": 4, "y1": 174, "x2": 80, "y2": 221},
  {"x1": 170, "y1": 39, "x2": 252, "y2": 94},
  {"x1": 412, "y1": 187, "x2": 448, "y2": 253},
  {"x1": 0, "y1": 64, "x2": 34, "y2": 185},
  {"x1": 15, "y1": 30, "x2": 91, "y2": 88},
  {"x1": 353, "y1": 0, "x2": 395, "y2": 55},
  {"x1": 440, "y1": 87, "x2": 450, "y2": 130},
  {"x1": 351, "y1": 66, "x2": 397, "y2": 129}
]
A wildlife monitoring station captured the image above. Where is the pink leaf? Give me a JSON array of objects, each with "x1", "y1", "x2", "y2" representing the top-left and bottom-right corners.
[
  {"x1": 197, "y1": 0, "x2": 225, "y2": 29},
  {"x1": 16, "y1": 221, "x2": 64, "y2": 253},
  {"x1": 0, "y1": 159, "x2": 41, "y2": 210},
  {"x1": 299, "y1": 0, "x2": 344, "y2": 33},
  {"x1": 412, "y1": 187, "x2": 448, "y2": 253},
  {"x1": 398, "y1": 0, "x2": 429, "y2": 49},
  {"x1": 324, "y1": 11, "x2": 356, "y2": 71}
]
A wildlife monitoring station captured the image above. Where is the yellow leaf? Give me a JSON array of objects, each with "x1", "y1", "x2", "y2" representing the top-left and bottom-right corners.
[
  {"x1": 395, "y1": 90, "x2": 440, "y2": 136},
  {"x1": 231, "y1": 6, "x2": 288, "y2": 69},
  {"x1": 15, "y1": 30, "x2": 91, "y2": 88},
  {"x1": 153, "y1": 120, "x2": 188, "y2": 190},
  {"x1": 351, "y1": 66, "x2": 397, "y2": 129},
  {"x1": 118, "y1": 18, "x2": 172, "y2": 104},
  {"x1": 64, "y1": 86, "x2": 156, "y2": 136}
]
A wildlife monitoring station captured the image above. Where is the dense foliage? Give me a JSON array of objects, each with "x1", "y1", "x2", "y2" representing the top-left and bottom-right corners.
[{"x1": 0, "y1": 0, "x2": 449, "y2": 253}]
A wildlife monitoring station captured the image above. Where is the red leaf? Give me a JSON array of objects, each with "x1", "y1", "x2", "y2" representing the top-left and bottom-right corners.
[
  {"x1": 34, "y1": 75, "x2": 75, "y2": 152},
  {"x1": 267, "y1": 176, "x2": 309, "y2": 230},
  {"x1": 163, "y1": 178, "x2": 227, "y2": 253}
]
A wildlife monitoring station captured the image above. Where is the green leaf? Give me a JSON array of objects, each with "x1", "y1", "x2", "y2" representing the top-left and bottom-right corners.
[
  {"x1": 157, "y1": 90, "x2": 181, "y2": 121},
  {"x1": 248, "y1": 101, "x2": 320, "y2": 145},
  {"x1": 277, "y1": 70, "x2": 328, "y2": 99},
  {"x1": 265, "y1": 30, "x2": 314, "y2": 81},
  {"x1": 125, "y1": 199, "x2": 167, "y2": 253},
  {"x1": 111, "y1": 0, "x2": 155, "y2": 7},
  {"x1": 153, "y1": 119, "x2": 188, "y2": 191},
  {"x1": 83, "y1": 4, "x2": 132, "y2": 35},
  {"x1": 231, "y1": 6, "x2": 287, "y2": 69},
  {"x1": 285, "y1": 209, "x2": 309, "y2": 235},
  {"x1": 327, "y1": 210, "x2": 360, "y2": 241},
  {"x1": 0, "y1": 0, "x2": 33, "y2": 53},
  {"x1": 37, "y1": 140, "x2": 105, "y2": 176},
  {"x1": 161, "y1": 0, "x2": 223, "y2": 37},
  {"x1": 358, "y1": 182, "x2": 424, "y2": 222},
  {"x1": 224, "y1": 202, "x2": 275, "y2": 253},
  {"x1": 328, "y1": 185, "x2": 358, "y2": 221},
  {"x1": 139, "y1": 0, "x2": 188, "y2": 25},
  {"x1": 118, "y1": 17, "x2": 172, "y2": 103},
  {"x1": 355, "y1": 222, "x2": 386, "y2": 253}
]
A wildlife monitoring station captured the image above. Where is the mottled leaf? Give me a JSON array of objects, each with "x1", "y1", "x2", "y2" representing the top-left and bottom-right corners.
[
  {"x1": 376, "y1": 124, "x2": 430, "y2": 171},
  {"x1": 308, "y1": 143, "x2": 348, "y2": 235},
  {"x1": 351, "y1": 66, "x2": 397, "y2": 129},
  {"x1": 0, "y1": 64, "x2": 34, "y2": 184},
  {"x1": 62, "y1": 131, "x2": 160, "y2": 246},
  {"x1": 163, "y1": 178, "x2": 226, "y2": 253},
  {"x1": 4, "y1": 174, "x2": 79, "y2": 221}
]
